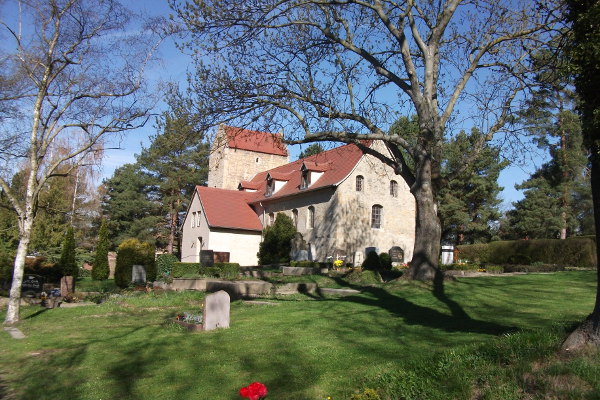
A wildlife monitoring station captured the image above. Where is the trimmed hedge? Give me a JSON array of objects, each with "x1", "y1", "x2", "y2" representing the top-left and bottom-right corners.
[
  {"x1": 457, "y1": 238, "x2": 597, "y2": 268},
  {"x1": 214, "y1": 262, "x2": 240, "y2": 279},
  {"x1": 290, "y1": 261, "x2": 319, "y2": 268},
  {"x1": 172, "y1": 262, "x2": 200, "y2": 278},
  {"x1": 156, "y1": 254, "x2": 179, "y2": 278}
]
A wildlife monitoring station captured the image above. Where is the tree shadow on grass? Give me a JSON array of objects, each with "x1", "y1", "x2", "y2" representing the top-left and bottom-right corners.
[{"x1": 310, "y1": 275, "x2": 516, "y2": 336}]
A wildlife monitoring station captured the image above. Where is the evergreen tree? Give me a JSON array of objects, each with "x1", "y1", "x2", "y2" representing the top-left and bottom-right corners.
[
  {"x1": 258, "y1": 213, "x2": 297, "y2": 264},
  {"x1": 439, "y1": 129, "x2": 508, "y2": 244},
  {"x1": 101, "y1": 163, "x2": 162, "y2": 248},
  {"x1": 92, "y1": 220, "x2": 110, "y2": 280},
  {"x1": 59, "y1": 227, "x2": 77, "y2": 278},
  {"x1": 298, "y1": 143, "x2": 325, "y2": 159},
  {"x1": 137, "y1": 88, "x2": 210, "y2": 254}
]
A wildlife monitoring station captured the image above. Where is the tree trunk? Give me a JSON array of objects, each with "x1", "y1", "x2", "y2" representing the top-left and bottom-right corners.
[
  {"x1": 4, "y1": 217, "x2": 33, "y2": 325},
  {"x1": 406, "y1": 156, "x2": 442, "y2": 280},
  {"x1": 562, "y1": 145, "x2": 600, "y2": 350}
]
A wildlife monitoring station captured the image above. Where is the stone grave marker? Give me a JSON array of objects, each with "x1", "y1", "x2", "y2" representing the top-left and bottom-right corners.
[
  {"x1": 131, "y1": 264, "x2": 147, "y2": 284},
  {"x1": 203, "y1": 290, "x2": 230, "y2": 331},
  {"x1": 22, "y1": 274, "x2": 43, "y2": 296},
  {"x1": 389, "y1": 246, "x2": 404, "y2": 264},
  {"x1": 60, "y1": 276, "x2": 75, "y2": 297},
  {"x1": 200, "y1": 250, "x2": 214, "y2": 267}
]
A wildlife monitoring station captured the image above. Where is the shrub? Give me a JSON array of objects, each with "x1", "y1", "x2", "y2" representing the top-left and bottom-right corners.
[
  {"x1": 214, "y1": 262, "x2": 240, "y2": 279},
  {"x1": 92, "y1": 220, "x2": 110, "y2": 280},
  {"x1": 258, "y1": 213, "x2": 297, "y2": 265},
  {"x1": 0, "y1": 244, "x2": 15, "y2": 284},
  {"x1": 379, "y1": 252, "x2": 392, "y2": 271},
  {"x1": 350, "y1": 388, "x2": 381, "y2": 400},
  {"x1": 23, "y1": 257, "x2": 62, "y2": 283},
  {"x1": 362, "y1": 251, "x2": 381, "y2": 271},
  {"x1": 156, "y1": 254, "x2": 179, "y2": 279},
  {"x1": 114, "y1": 238, "x2": 156, "y2": 288},
  {"x1": 59, "y1": 227, "x2": 78, "y2": 278},
  {"x1": 172, "y1": 262, "x2": 200, "y2": 278},
  {"x1": 503, "y1": 264, "x2": 565, "y2": 273},
  {"x1": 458, "y1": 238, "x2": 597, "y2": 268}
]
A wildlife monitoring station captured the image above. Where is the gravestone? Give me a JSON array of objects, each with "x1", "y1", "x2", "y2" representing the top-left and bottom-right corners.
[
  {"x1": 108, "y1": 252, "x2": 116, "y2": 279},
  {"x1": 203, "y1": 290, "x2": 230, "y2": 331},
  {"x1": 441, "y1": 245, "x2": 454, "y2": 265},
  {"x1": 365, "y1": 247, "x2": 379, "y2": 255},
  {"x1": 60, "y1": 276, "x2": 75, "y2": 297},
  {"x1": 22, "y1": 274, "x2": 43, "y2": 296},
  {"x1": 200, "y1": 250, "x2": 214, "y2": 267},
  {"x1": 213, "y1": 252, "x2": 230, "y2": 263},
  {"x1": 353, "y1": 251, "x2": 364, "y2": 266},
  {"x1": 290, "y1": 233, "x2": 309, "y2": 261},
  {"x1": 131, "y1": 265, "x2": 146, "y2": 284},
  {"x1": 389, "y1": 246, "x2": 404, "y2": 264}
]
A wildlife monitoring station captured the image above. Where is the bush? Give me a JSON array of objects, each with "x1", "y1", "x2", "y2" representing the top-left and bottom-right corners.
[
  {"x1": 59, "y1": 227, "x2": 78, "y2": 278},
  {"x1": 379, "y1": 252, "x2": 392, "y2": 271},
  {"x1": 114, "y1": 238, "x2": 156, "y2": 288},
  {"x1": 0, "y1": 244, "x2": 15, "y2": 285},
  {"x1": 503, "y1": 264, "x2": 565, "y2": 273},
  {"x1": 172, "y1": 262, "x2": 200, "y2": 278},
  {"x1": 156, "y1": 254, "x2": 179, "y2": 279},
  {"x1": 214, "y1": 262, "x2": 240, "y2": 279},
  {"x1": 92, "y1": 220, "x2": 110, "y2": 280},
  {"x1": 362, "y1": 251, "x2": 381, "y2": 271},
  {"x1": 258, "y1": 213, "x2": 297, "y2": 265},
  {"x1": 458, "y1": 238, "x2": 597, "y2": 268}
]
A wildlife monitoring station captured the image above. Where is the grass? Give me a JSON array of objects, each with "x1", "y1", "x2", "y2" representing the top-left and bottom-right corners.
[{"x1": 0, "y1": 271, "x2": 599, "y2": 399}]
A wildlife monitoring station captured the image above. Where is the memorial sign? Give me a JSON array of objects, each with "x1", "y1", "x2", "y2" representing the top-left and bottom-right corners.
[
  {"x1": 200, "y1": 250, "x2": 214, "y2": 267},
  {"x1": 389, "y1": 246, "x2": 404, "y2": 263},
  {"x1": 22, "y1": 274, "x2": 43, "y2": 295}
]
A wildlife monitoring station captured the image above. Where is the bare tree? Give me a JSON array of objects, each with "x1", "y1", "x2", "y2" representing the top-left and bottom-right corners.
[
  {"x1": 171, "y1": 0, "x2": 562, "y2": 280},
  {"x1": 0, "y1": 0, "x2": 157, "y2": 324}
]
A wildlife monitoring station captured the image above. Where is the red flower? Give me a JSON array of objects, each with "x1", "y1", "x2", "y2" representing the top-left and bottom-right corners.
[{"x1": 239, "y1": 382, "x2": 268, "y2": 399}]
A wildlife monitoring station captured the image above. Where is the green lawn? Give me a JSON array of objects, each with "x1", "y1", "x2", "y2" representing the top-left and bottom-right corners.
[{"x1": 1, "y1": 271, "x2": 599, "y2": 399}]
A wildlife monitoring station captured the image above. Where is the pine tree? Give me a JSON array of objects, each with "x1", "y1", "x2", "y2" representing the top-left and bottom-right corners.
[
  {"x1": 298, "y1": 143, "x2": 325, "y2": 159},
  {"x1": 59, "y1": 227, "x2": 77, "y2": 278},
  {"x1": 92, "y1": 220, "x2": 110, "y2": 280},
  {"x1": 137, "y1": 88, "x2": 209, "y2": 254},
  {"x1": 439, "y1": 129, "x2": 508, "y2": 244}
]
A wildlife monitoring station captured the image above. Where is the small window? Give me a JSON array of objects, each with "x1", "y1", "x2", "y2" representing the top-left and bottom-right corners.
[
  {"x1": 292, "y1": 209, "x2": 298, "y2": 227},
  {"x1": 191, "y1": 212, "x2": 196, "y2": 228},
  {"x1": 256, "y1": 157, "x2": 260, "y2": 163},
  {"x1": 266, "y1": 177, "x2": 274, "y2": 196},
  {"x1": 196, "y1": 211, "x2": 201, "y2": 227},
  {"x1": 356, "y1": 175, "x2": 364, "y2": 192},
  {"x1": 371, "y1": 205, "x2": 383, "y2": 229},
  {"x1": 269, "y1": 212, "x2": 275, "y2": 226},
  {"x1": 390, "y1": 180, "x2": 398, "y2": 197},
  {"x1": 301, "y1": 170, "x2": 310, "y2": 189},
  {"x1": 307, "y1": 206, "x2": 315, "y2": 229}
]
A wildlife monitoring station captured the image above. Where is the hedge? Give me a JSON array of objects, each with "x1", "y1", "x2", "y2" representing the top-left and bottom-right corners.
[
  {"x1": 156, "y1": 254, "x2": 179, "y2": 278},
  {"x1": 457, "y1": 237, "x2": 597, "y2": 268},
  {"x1": 114, "y1": 239, "x2": 156, "y2": 288},
  {"x1": 172, "y1": 262, "x2": 200, "y2": 278}
]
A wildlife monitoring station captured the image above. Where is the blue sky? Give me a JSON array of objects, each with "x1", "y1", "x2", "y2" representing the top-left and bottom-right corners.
[{"x1": 2, "y1": 0, "x2": 543, "y2": 209}]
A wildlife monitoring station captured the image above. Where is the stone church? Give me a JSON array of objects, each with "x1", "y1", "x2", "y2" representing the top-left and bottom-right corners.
[{"x1": 181, "y1": 125, "x2": 416, "y2": 266}]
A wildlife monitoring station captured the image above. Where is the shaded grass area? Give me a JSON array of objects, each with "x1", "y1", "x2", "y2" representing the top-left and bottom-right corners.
[{"x1": 0, "y1": 271, "x2": 598, "y2": 399}]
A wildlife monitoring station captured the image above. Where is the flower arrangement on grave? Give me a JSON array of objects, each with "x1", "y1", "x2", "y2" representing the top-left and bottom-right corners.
[
  {"x1": 398, "y1": 263, "x2": 410, "y2": 270},
  {"x1": 333, "y1": 259, "x2": 344, "y2": 270},
  {"x1": 239, "y1": 382, "x2": 268, "y2": 400},
  {"x1": 175, "y1": 311, "x2": 203, "y2": 324}
]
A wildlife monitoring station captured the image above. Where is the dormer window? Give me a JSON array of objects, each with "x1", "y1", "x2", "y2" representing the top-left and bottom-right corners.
[
  {"x1": 301, "y1": 169, "x2": 310, "y2": 189},
  {"x1": 266, "y1": 177, "x2": 274, "y2": 196}
]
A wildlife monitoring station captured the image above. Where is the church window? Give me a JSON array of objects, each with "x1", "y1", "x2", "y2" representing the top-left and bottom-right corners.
[
  {"x1": 356, "y1": 175, "x2": 364, "y2": 192},
  {"x1": 269, "y1": 212, "x2": 275, "y2": 226},
  {"x1": 307, "y1": 206, "x2": 315, "y2": 229},
  {"x1": 371, "y1": 205, "x2": 383, "y2": 229},
  {"x1": 191, "y1": 212, "x2": 196, "y2": 228},
  {"x1": 390, "y1": 180, "x2": 398, "y2": 197},
  {"x1": 292, "y1": 209, "x2": 298, "y2": 227}
]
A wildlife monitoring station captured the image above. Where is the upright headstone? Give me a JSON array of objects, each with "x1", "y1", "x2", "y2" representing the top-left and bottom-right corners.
[
  {"x1": 290, "y1": 233, "x2": 309, "y2": 261},
  {"x1": 441, "y1": 245, "x2": 454, "y2": 265},
  {"x1": 200, "y1": 250, "x2": 215, "y2": 267},
  {"x1": 60, "y1": 276, "x2": 75, "y2": 297},
  {"x1": 108, "y1": 251, "x2": 117, "y2": 279},
  {"x1": 131, "y1": 265, "x2": 147, "y2": 284},
  {"x1": 22, "y1": 274, "x2": 43, "y2": 296},
  {"x1": 353, "y1": 251, "x2": 364, "y2": 266},
  {"x1": 389, "y1": 246, "x2": 404, "y2": 264},
  {"x1": 203, "y1": 290, "x2": 230, "y2": 331}
]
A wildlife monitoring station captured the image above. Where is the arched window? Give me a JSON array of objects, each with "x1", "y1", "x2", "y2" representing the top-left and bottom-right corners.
[
  {"x1": 307, "y1": 206, "x2": 315, "y2": 229},
  {"x1": 269, "y1": 212, "x2": 275, "y2": 226},
  {"x1": 356, "y1": 175, "x2": 364, "y2": 192},
  {"x1": 292, "y1": 209, "x2": 298, "y2": 227},
  {"x1": 371, "y1": 205, "x2": 383, "y2": 229},
  {"x1": 390, "y1": 180, "x2": 398, "y2": 197}
]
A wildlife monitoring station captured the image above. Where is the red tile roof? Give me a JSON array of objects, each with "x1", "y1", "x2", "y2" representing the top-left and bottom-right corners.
[
  {"x1": 246, "y1": 142, "x2": 370, "y2": 203},
  {"x1": 224, "y1": 126, "x2": 288, "y2": 156},
  {"x1": 196, "y1": 186, "x2": 262, "y2": 231}
]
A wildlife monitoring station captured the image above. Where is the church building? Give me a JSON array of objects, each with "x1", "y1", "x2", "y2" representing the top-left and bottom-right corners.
[{"x1": 181, "y1": 125, "x2": 416, "y2": 266}]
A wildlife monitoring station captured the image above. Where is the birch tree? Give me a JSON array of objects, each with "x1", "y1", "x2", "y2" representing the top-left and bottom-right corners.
[
  {"x1": 0, "y1": 0, "x2": 156, "y2": 324},
  {"x1": 171, "y1": 0, "x2": 562, "y2": 280}
]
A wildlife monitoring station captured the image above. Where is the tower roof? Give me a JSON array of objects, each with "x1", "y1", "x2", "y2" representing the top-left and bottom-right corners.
[{"x1": 223, "y1": 126, "x2": 288, "y2": 156}]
